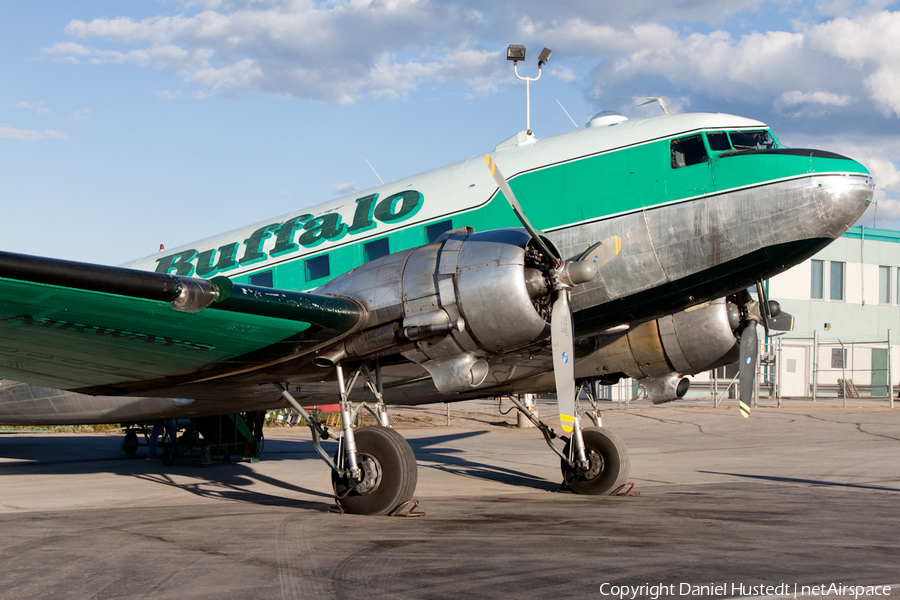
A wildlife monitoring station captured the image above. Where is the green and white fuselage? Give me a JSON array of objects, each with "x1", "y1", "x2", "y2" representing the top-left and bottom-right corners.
[
  {"x1": 0, "y1": 111, "x2": 873, "y2": 421},
  {"x1": 131, "y1": 111, "x2": 870, "y2": 334}
]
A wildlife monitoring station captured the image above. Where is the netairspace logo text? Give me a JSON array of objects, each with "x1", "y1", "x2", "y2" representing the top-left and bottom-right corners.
[{"x1": 598, "y1": 583, "x2": 892, "y2": 599}]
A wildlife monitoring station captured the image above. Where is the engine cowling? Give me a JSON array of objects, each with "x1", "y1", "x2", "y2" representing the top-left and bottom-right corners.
[
  {"x1": 576, "y1": 297, "x2": 740, "y2": 383},
  {"x1": 315, "y1": 228, "x2": 552, "y2": 393}
]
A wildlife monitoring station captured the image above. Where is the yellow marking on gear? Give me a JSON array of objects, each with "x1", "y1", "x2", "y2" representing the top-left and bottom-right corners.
[
  {"x1": 739, "y1": 400, "x2": 750, "y2": 419},
  {"x1": 560, "y1": 414, "x2": 575, "y2": 432},
  {"x1": 485, "y1": 154, "x2": 495, "y2": 175},
  {"x1": 614, "y1": 235, "x2": 622, "y2": 255}
]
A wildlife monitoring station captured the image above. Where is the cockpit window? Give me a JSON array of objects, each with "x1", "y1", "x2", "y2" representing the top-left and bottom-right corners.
[
  {"x1": 728, "y1": 130, "x2": 776, "y2": 150},
  {"x1": 706, "y1": 132, "x2": 731, "y2": 151},
  {"x1": 670, "y1": 135, "x2": 708, "y2": 169}
]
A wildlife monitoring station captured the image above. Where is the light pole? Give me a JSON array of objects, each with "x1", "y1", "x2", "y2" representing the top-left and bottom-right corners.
[{"x1": 507, "y1": 45, "x2": 552, "y2": 136}]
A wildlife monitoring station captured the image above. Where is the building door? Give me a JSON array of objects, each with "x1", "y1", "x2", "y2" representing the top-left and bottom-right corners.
[
  {"x1": 872, "y1": 348, "x2": 890, "y2": 397},
  {"x1": 779, "y1": 346, "x2": 808, "y2": 397}
]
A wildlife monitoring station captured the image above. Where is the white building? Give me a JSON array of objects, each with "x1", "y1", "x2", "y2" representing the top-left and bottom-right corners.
[{"x1": 764, "y1": 225, "x2": 899, "y2": 399}]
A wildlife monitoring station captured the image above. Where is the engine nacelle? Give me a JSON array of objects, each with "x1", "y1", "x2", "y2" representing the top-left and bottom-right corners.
[
  {"x1": 642, "y1": 373, "x2": 690, "y2": 404},
  {"x1": 316, "y1": 228, "x2": 551, "y2": 393},
  {"x1": 577, "y1": 298, "x2": 739, "y2": 382}
]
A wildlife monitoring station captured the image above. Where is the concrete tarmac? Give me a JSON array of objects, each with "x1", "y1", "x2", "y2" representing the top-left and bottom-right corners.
[{"x1": 0, "y1": 405, "x2": 898, "y2": 599}]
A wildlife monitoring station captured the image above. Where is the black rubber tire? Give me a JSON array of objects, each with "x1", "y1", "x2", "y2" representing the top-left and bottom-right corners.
[
  {"x1": 561, "y1": 427, "x2": 630, "y2": 495},
  {"x1": 332, "y1": 426, "x2": 417, "y2": 516},
  {"x1": 122, "y1": 430, "x2": 139, "y2": 456}
]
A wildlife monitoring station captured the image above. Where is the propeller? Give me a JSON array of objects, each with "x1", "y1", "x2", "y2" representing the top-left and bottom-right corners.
[
  {"x1": 734, "y1": 281, "x2": 796, "y2": 418},
  {"x1": 738, "y1": 315, "x2": 757, "y2": 419},
  {"x1": 486, "y1": 154, "x2": 621, "y2": 433}
]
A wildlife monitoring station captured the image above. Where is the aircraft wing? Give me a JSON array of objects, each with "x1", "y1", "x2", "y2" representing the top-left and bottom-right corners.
[{"x1": 0, "y1": 251, "x2": 366, "y2": 395}]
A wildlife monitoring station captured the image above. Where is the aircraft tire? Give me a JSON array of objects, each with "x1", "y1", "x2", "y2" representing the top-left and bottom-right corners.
[
  {"x1": 560, "y1": 427, "x2": 630, "y2": 495},
  {"x1": 332, "y1": 426, "x2": 417, "y2": 516},
  {"x1": 122, "y1": 430, "x2": 139, "y2": 456}
]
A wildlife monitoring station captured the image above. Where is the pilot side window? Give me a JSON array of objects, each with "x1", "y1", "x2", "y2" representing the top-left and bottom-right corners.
[
  {"x1": 305, "y1": 254, "x2": 330, "y2": 282},
  {"x1": 728, "y1": 130, "x2": 776, "y2": 150},
  {"x1": 670, "y1": 135, "x2": 708, "y2": 169},
  {"x1": 706, "y1": 132, "x2": 731, "y2": 151}
]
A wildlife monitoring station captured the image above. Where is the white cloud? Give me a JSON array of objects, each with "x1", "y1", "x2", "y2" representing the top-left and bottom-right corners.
[
  {"x1": 72, "y1": 108, "x2": 91, "y2": 120},
  {"x1": 42, "y1": 2, "x2": 525, "y2": 102},
  {"x1": 333, "y1": 182, "x2": 357, "y2": 195},
  {"x1": 15, "y1": 101, "x2": 50, "y2": 113},
  {"x1": 778, "y1": 89, "x2": 852, "y2": 107},
  {"x1": 551, "y1": 66, "x2": 577, "y2": 82},
  {"x1": 34, "y1": 1, "x2": 900, "y2": 123},
  {"x1": 0, "y1": 127, "x2": 69, "y2": 142}
]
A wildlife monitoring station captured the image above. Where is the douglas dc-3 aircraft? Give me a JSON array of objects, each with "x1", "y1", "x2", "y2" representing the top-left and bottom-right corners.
[{"x1": 0, "y1": 104, "x2": 872, "y2": 515}]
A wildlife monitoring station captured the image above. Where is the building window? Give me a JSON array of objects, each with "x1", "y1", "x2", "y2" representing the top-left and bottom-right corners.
[
  {"x1": 670, "y1": 135, "x2": 708, "y2": 168},
  {"x1": 811, "y1": 260, "x2": 824, "y2": 299},
  {"x1": 426, "y1": 220, "x2": 453, "y2": 243},
  {"x1": 830, "y1": 261, "x2": 844, "y2": 301},
  {"x1": 249, "y1": 270, "x2": 273, "y2": 287},
  {"x1": 880, "y1": 266, "x2": 892, "y2": 304},
  {"x1": 305, "y1": 255, "x2": 330, "y2": 282},
  {"x1": 831, "y1": 348, "x2": 847, "y2": 369},
  {"x1": 364, "y1": 238, "x2": 390, "y2": 262}
]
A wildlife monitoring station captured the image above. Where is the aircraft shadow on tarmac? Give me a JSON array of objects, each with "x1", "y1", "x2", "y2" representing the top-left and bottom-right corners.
[
  {"x1": 699, "y1": 470, "x2": 900, "y2": 493},
  {"x1": 408, "y1": 431, "x2": 562, "y2": 492},
  {"x1": 0, "y1": 430, "x2": 562, "y2": 509}
]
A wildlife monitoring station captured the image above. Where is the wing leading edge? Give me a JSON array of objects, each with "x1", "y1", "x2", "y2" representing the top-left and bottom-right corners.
[{"x1": 0, "y1": 251, "x2": 366, "y2": 394}]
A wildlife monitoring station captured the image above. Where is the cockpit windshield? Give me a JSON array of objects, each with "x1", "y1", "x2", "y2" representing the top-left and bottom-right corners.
[{"x1": 728, "y1": 130, "x2": 777, "y2": 151}]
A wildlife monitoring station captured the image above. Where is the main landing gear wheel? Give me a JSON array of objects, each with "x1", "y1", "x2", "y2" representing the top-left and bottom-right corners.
[
  {"x1": 332, "y1": 426, "x2": 417, "y2": 516},
  {"x1": 561, "y1": 427, "x2": 630, "y2": 495},
  {"x1": 122, "y1": 430, "x2": 139, "y2": 456}
]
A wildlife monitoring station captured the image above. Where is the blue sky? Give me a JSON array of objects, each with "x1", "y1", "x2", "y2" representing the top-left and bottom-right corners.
[{"x1": 3, "y1": 0, "x2": 900, "y2": 264}]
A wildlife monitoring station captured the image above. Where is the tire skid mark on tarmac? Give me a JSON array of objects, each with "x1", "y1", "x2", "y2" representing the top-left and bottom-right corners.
[
  {"x1": 277, "y1": 513, "x2": 337, "y2": 600},
  {"x1": 330, "y1": 538, "x2": 429, "y2": 600}
]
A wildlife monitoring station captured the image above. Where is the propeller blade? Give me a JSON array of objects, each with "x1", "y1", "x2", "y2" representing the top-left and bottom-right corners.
[
  {"x1": 755, "y1": 281, "x2": 772, "y2": 337},
  {"x1": 551, "y1": 289, "x2": 577, "y2": 433},
  {"x1": 738, "y1": 321, "x2": 758, "y2": 419},
  {"x1": 767, "y1": 311, "x2": 795, "y2": 332},
  {"x1": 485, "y1": 154, "x2": 562, "y2": 266},
  {"x1": 579, "y1": 236, "x2": 622, "y2": 270}
]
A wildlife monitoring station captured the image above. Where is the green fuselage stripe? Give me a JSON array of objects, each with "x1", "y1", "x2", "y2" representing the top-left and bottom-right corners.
[{"x1": 239, "y1": 139, "x2": 866, "y2": 291}]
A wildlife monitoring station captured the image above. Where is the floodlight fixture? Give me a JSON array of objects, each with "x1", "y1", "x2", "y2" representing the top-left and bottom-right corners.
[
  {"x1": 508, "y1": 45, "x2": 553, "y2": 136},
  {"x1": 507, "y1": 45, "x2": 526, "y2": 62},
  {"x1": 538, "y1": 47, "x2": 552, "y2": 65}
]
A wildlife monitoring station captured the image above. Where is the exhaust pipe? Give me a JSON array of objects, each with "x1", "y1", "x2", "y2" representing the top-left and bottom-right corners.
[{"x1": 642, "y1": 373, "x2": 690, "y2": 405}]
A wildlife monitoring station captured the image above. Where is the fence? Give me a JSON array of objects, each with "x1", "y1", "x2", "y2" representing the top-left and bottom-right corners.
[
  {"x1": 689, "y1": 330, "x2": 896, "y2": 407},
  {"x1": 266, "y1": 331, "x2": 896, "y2": 430}
]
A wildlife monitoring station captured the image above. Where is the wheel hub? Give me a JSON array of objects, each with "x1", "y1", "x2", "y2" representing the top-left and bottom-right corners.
[
  {"x1": 349, "y1": 453, "x2": 382, "y2": 495},
  {"x1": 580, "y1": 448, "x2": 604, "y2": 480}
]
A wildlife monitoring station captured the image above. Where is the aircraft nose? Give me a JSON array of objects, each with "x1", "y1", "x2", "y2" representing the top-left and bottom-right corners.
[{"x1": 814, "y1": 170, "x2": 874, "y2": 237}]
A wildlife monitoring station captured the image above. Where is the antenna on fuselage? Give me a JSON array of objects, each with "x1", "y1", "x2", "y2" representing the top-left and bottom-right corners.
[
  {"x1": 621, "y1": 96, "x2": 673, "y2": 115},
  {"x1": 365, "y1": 159, "x2": 385, "y2": 185},
  {"x1": 556, "y1": 99, "x2": 579, "y2": 130},
  {"x1": 507, "y1": 45, "x2": 552, "y2": 136}
]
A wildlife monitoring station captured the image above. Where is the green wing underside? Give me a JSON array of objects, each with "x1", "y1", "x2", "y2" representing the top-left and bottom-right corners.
[{"x1": 0, "y1": 260, "x2": 363, "y2": 393}]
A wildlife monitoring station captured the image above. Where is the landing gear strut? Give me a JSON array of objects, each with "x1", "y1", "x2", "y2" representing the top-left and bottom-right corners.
[
  {"x1": 276, "y1": 360, "x2": 418, "y2": 516},
  {"x1": 508, "y1": 382, "x2": 630, "y2": 496}
]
